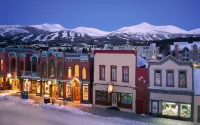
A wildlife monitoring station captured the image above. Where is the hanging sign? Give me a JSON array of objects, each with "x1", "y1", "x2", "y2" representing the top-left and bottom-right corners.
[{"x1": 107, "y1": 84, "x2": 114, "y2": 93}]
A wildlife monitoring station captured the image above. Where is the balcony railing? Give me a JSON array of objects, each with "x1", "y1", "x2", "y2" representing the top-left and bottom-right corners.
[{"x1": 21, "y1": 71, "x2": 40, "y2": 77}]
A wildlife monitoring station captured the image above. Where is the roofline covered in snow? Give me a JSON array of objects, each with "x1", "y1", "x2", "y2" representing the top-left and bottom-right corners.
[
  {"x1": 94, "y1": 50, "x2": 136, "y2": 55},
  {"x1": 148, "y1": 55, "x2": 193, "y2": 67}
]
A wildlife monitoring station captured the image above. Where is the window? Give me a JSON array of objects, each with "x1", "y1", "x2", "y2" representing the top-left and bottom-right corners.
[
  {"x1": 166, "y1": 71, "x2": 174, "y2": 87},
  {"x1": 121, "y1": 93, "x2": 132, "y2": 104},
  {"x1": 179, "y1": 71, "x2": 187, "y2": 87},
  {"x1": 74, "y1": 64, "x2": 79, "y2": 77},
  {"x1": 122, "y1": 66, "x2": 129, "y2": 82},
  {"x1": 58, "y1": 64, "x2": 62, "y2": 78},
  {"x1": 42, "y1": 63, "x2": 47, "y2": 77},
  {"x1": 95, "y1": 90, "x2": 107, "y2": 101},
  {"x1": 66, "y1": 84, "x2": 71, "y2": 98},
  {"x1": 82, "y1": 67, "x2": 86, "y2": 80},
  {"x1": 99, "y1": 65, "x2": 105, "y2": 80},
  {"x1": 50, "y1": 60, "x2": 55, "y2": 77},
  {"x1": 180, "y1": 104, "x2": 191, "y2": 118},
  {"x1": 154, "y1": 70, "x2": 161, "y2": 86},
  {"x1": 162, "y1": 101, "x2": 178, "y2": 116},
  {"x1": 68, "y1": 67, "x2": 72, "y2": 78},
  {"x1": 0, "y1": 59, "x2": 3, "y2": 71},
  {"x1": 82, "y1": 84, "x2": 88, "y2": 100},
  {"x1": 20, "y1": 61, "x2": 24, "y2": 71},
  {"x1": 111, "y1": 66, "x2": 117, "y2": 81}
]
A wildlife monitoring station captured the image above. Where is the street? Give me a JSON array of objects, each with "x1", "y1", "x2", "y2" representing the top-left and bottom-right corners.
[{"x1": 0, "y1": 100, "x2": 156, "y2": 125}]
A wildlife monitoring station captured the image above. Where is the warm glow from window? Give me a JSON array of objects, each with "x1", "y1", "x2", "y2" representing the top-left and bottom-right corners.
[
  {"x1": 75, "y1": 64, "x2": 79, "y2": 77},
  {"x1": 82, "y1": 67, "x2": 86, "y2": 79},
  {"x1": 68, "y1": 67, "x2": 72, "y2": 78}
]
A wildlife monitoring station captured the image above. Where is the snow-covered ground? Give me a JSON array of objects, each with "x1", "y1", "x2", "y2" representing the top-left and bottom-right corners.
[{"x1": 0, "y1": 95, "x2": 156, "y2": 125}]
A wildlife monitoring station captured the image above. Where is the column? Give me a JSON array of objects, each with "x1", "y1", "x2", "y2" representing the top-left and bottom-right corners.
[
  {"x1": 63, "y1": 82, "x2": 66, "y2": 99},
  {"x1": 40, "y1": 80, "x2": 42, "y2": 96}
]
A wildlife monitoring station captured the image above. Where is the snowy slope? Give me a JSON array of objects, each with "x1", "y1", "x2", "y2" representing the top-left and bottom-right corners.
[
  {"x1": 189, "y1": 28, "x2": 200, "y2": 34},
  {"x1": 30, "y1": 23, "x2": 66, "y2": 32},
  {"x1": 72, "y1": 27, "x2": 110, "y2": 36},
  {"x1": 114, "y1": 22, "x2": 188, "y2": 34}
]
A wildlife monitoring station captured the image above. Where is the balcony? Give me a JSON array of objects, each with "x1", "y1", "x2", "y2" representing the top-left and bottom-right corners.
[{"x1": 21, "y1": 71, "x2": 40, "y2": 78}]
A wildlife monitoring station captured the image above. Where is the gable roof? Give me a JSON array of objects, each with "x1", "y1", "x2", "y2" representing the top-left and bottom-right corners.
[{"x1": 149, "y1": 55, "x2": 193, "y2": 67}]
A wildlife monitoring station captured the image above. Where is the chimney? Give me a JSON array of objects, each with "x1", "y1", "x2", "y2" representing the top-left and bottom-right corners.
[
  {"x1": 193, "y1": 44, "x2": 197, "y2": 62},
  {"x1": 175, "y1": 44, "x2": 179, "y2": 59}
]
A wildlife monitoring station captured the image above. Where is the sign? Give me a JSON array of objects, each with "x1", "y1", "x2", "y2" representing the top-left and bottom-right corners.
[{"x1": 107, "y1": 84, "x2": 113, "y2": 93}]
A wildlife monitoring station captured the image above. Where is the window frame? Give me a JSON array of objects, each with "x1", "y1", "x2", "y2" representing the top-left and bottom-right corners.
[
  {"x1": 99, "y1": 65, "x2": 105, "y2": 81},
  {"x1": 110, "y1": 65, "x2": 117, "y2": 82},
  {"x1": 122, "y1": 66, "x2": 129, "y2": 83},
  {"x1": 154, "y1": 70, "x2": 162, "y2": 86},
  {"x1": 178, "y1": 70, "x2": 187, "y2": 88},
  {"x1": 166, "y1": 70, "x2": 174, "y2": 87}
]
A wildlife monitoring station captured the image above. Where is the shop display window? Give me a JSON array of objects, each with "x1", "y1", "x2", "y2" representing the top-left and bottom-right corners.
[
  {"x1": 36, "y1": 82, "x2": 40, "y2": 93},
  {"x1": 66, "y1": 84, "x2": 71, "y2": 98},
  {"x1": 162, "y1": 101, "x2": 178, "y2": 116},
  {"x1": 121, "y1": 93, "x2": 132, "y2": 104},
  {"x1": 180, "y1": 104, "x2": 191, "y2": 118},
  {"x1": 0, "y1": 77, "x2": 3, "y2": 87},
  {"x1": 82, "y1": 84, "x2": 88, "y2": 100},
  {"x1": 96, "y1": 90, "x2": 107, "y2": 101}
]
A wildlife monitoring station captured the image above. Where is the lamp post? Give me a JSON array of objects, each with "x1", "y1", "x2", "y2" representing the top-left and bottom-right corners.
[{"x1": 7, "y1": 73, "x2": 12, "y2": 90}]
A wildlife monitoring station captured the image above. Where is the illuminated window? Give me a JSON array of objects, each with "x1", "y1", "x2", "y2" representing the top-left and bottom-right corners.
[
  {"x1": 68, "y1": 67, "x2": 72, "y2": 78},
  {"x1": 162, "y1": 101, "x2": 178, "y2": 116},
  {"x1": 82, "y1": 67, "x2": 86, "y2": 79},
  {"x1": 180, "y1": 104, "x2": 191, "y2": 118},
  {"x1": 0, "y1": 59, "x2": 3, "y2": 71},
  {"x1": 74, "y1": 64, "x2": 79, "y2": 77}
]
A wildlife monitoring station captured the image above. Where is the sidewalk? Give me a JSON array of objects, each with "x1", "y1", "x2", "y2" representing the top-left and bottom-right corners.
[{"x1": 1, "y1": 90, "x2": 198, "y2": 125}]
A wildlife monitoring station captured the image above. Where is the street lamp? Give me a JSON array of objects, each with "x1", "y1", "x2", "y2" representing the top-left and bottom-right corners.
[
  {"x1": 47, "y1": 80, "x2": 52, "y2": 86},
  {"x1": 7, "y1": 73, "x2": 12, "y2": 89}
]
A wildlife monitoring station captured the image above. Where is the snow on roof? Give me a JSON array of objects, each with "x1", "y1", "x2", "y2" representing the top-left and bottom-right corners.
[
  {"x1": 194, "y1": 69, "x2": 200, "y2": 95},
  {"x1": 137, "y1": 56, "x2": 148, "y2": 68},
  {"x1": 170, "y1": 42, "x2": 200, "y2": 51}
]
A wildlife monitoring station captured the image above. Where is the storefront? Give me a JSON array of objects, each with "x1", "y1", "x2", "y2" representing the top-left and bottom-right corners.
[
  {"x1": 150, "y1": 100, "x2": 192, "y2": 120},
  {"x1": 93, "y1": 83, "x2": 136, "y2": 112},
  {"x1": 65, "y1": 79, "x2": 90, "y2": 104},
  {"x1": 11, "y1": 78, "x2": 20, "y2": 91}
]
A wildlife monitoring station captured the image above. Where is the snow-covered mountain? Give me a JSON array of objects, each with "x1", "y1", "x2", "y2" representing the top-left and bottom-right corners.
[
  {"x1": 0, "y1": 22, "x2": 200, "y2": 43},
  {"x1": 189, "y1": 28, "x2": 200, "y2": 34},
  {"x1": 30, "y1": 24, "x2": 66, "y2": 32},
  {"x1": 105, "y1": 22, "x2": 195, "y2": 41},
  {"x1": 72, "y1": 27, "x2": 110, "y2": 37}
]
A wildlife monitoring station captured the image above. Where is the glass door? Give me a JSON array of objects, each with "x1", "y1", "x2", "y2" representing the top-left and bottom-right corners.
[{"x1": 112, "y1": 93, "x2": 117, "y2": 107}]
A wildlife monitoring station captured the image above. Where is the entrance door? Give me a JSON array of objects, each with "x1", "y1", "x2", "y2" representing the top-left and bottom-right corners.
[
  {"x1": 151, "y1": 101, "x2": 159, "y2": 115},
  {"x1": 112, "y1": 93, "x2": 117, "y2": 107},
  {"x1": 198, "y1": 105, "x2": 200, "y2": 123},
  {"x1": 136, "y1": 99, "x2": 143, "y2": 114},
  {"x1": 52, "y1": 84, "x2": 58, "y2": 98},
  {"x1": 74, "y1": 87, "x2": 80, "y2": 101}
]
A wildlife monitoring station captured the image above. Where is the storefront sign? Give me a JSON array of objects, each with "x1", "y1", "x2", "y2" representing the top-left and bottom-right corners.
[{"x1": 107, "y1": 84, "x2": 113, "y2": 93}]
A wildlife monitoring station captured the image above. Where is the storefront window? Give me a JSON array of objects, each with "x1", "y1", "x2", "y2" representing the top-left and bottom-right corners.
[
  {"x1": 68, "y1": 67, "x2": 72, "y2": 78},
  {"x1": 121, "y1": 93, "x2": 132, "y2": 104},
  {"x1": 96, "y1": 90, "x2": 107, "y2": 101},
  {"x1": 36, "y1": 81, "x2": 40, "y2": 94},
  {"x1": 0, "y1": 77, "x2": 3, "y2": 87},
  {"x1": 66, "y1": 84, "x2": 71, "y2": 98},
  {"x1": 0, "y1": 59, "x2": 3, "y2": 71},
  {"x1": 82, "y1": 84, "x2": 88, "y2": 100},
  {"x1": 44, "y1": 82, "x2": 50, "y2": 95},
  {"x1": 59, "y1": 82, "x2": 63, "y2": 98},
  {"x1": 162, "y1": 101, "x2": 178, "y2": 116},
  {"x1": 180, "y1": 104, "x2": 191, "y2": 118},
  {"x1": 82, "y1": 67, "x2": 86, "y2": 80}
]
